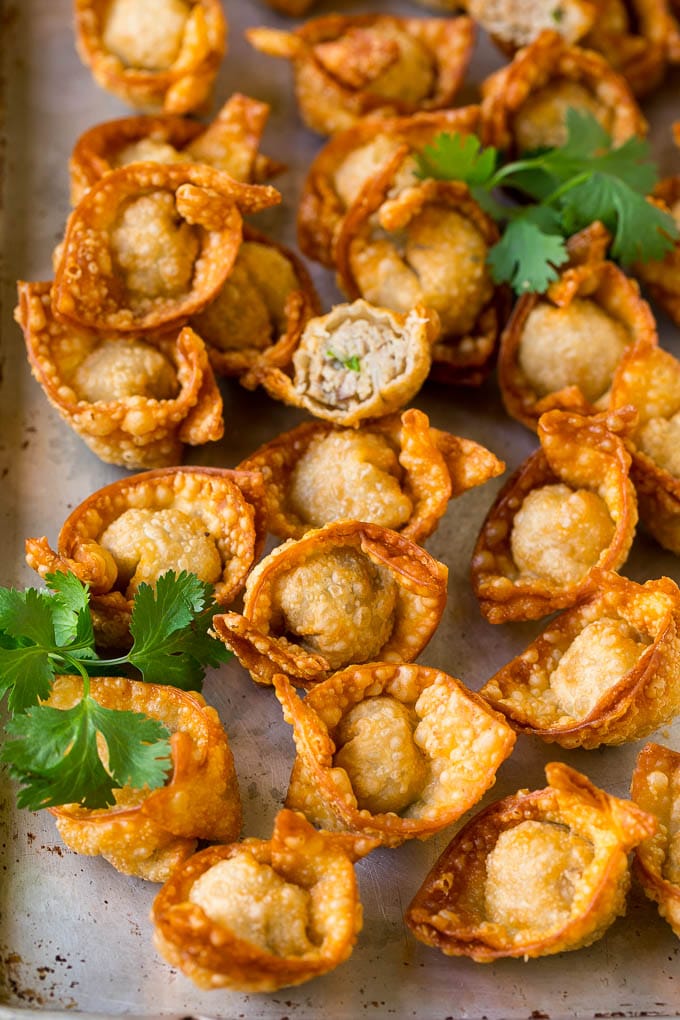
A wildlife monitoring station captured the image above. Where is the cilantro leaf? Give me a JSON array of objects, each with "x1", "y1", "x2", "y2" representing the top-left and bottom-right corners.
[
  {"x1": 0, "y1": 644, "x2": 55, "y2": 713},
  {"x1": 0, "y1": 587, "x2": 55, "y2": 647},
  {"x1": 46, "y1": 571, "x2": 96, "y2": 652},
  {"x1": 488, "y1": 218, "x2": 569, "y2": 293},
  {"x1": 416, "y1": 133, "x2": 497, "y2": 185}
]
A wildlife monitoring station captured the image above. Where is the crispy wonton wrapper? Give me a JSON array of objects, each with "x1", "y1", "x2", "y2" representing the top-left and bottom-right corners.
[
  {"x1": 580, "y1": 0, "x2": 669, "y2": 96},
  {"x1": 406, "y1": 762, "x2": 656, "y2": 960},
  {"x1": 246, "y1": 14, "x2": 474, "y2": 136},
  {"x1": 471, "y1": 407, "x2": 638, "y2": 623},
  {"x1": 151, "y1": 809, "x2": 378, "y2": 991},
  {"x1": 47, "y1": 675, "x2": 241, "y2": 882},
  {"x1": 25, "y1": 465, "x2": 266, "y2": 647},
  {"x1": 498, "y1": 252, "x2": 658, "y2": 431},
  {"x1": 236, "y1": 409, "x2": 504, "y2": 544},
  {"x1": 480, "y1": 572, "x2": 680, "y2": 748},
  {"x1": 241, "y1": 297, "x2": 440, "y2": 427},
  {"x1": 634, "y1": 164, "x2": 680, "y2": 327},
  {"x1": 212, "y1": 520, "x2": 448, "y2": 687},
  {"x1": 297, "y1": 105, "x2": 480, "y2": 269},
  {"x1": 68, "y1": 93, "x2": 283, "y2": 206},
  {"x1": 609, "y1": 341, "x2": 680, "y2": 554},
  {"x1": 73, "y1": 0, "x2": 227, "y2": 114},
  {"x1": 480, "y1": 30, "x2": 647, "y2": 155},
  {"x1": 631, "y1": 742, "x2": 680, "y2": 938},
  {"x1": 334, "y1": 158, "x2": 509, "y2": 386},
  {"x1": 52, "y1": 162, "x2": 280, "y2": 333},
  {"x1": 274, "y1": 663, "x2": 515, "y2": 847},
  {"x1": 16, "y1": 280, "x2": 223, "y2": 469}
]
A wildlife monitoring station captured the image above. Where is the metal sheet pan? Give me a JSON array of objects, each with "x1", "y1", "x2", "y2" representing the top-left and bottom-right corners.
[{"x1": 0, "y1": 1, "x2": 679, "y2": 1017}]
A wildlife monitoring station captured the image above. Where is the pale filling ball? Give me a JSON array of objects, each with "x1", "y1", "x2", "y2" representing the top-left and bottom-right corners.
[
  {"x1": 316, "y1": 25, "x2": 434, "y2": 104},
  {"x1": 513, "y1": 80, "x2": 612, "y2": 152},
  {"x1": 334, "y1": 138, "x2": 415, "y2": 210},
  {"x1": 103, "y1": 0, "x2": 190, "y2": 70},
  {"x1": 367, "y1": 25, "x2": 435, "y2": 103},
  {"x1": 100, "y1": 507, "x2": 222, "y2": 597},
  {"x1": 510, "y1": 483, "x2": 615, "y2": 585},
  {"x1": 113, "y1": 138, "x2": 188, "y2": 169},
  {"x1": 549, "y1": 618, "x2": 648, "y2": 719},
  {"x1": 188, "y1": 853, "x2": 316, "y2": 957},
  {"x1": 485, "y1": 820, "x2": 594, "y2": 932},
  {"x1": 333, "y1": 696, "x2": 429, "y2": 814},
  {"x1": 288, "y1": 431, "x2": 413, "y2": 530},
  {"x1": 518, "y1": 298, "x2": 630, "y2": 404},
  {"x1": 273, "y1": 547, "x2": 398, "y2": 669},
  {"x1": 73, "y1": 339, "x2": 179, "y2": 402},
  {"x1": 637, "y1": 415, "x2": 680, "y2": 477},
  {"x1": 111, "y1": 190, "x2": 199, "y2": 301}
]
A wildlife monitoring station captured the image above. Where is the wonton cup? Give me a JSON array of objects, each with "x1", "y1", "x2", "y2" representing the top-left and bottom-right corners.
[
  {"x1": 274, "y1": 663, "x2": 516, "y2": 847},
  {"x1": 151, "y1": 809, "x2": 378, "y2": 991},
  {"x1": 74, "y1": 0, "x2": 227, "y2": 114},
  {"x1": 211, "y1": 520, "x2": 448, "y2": 688},
  {"x1": 480, "y1": 572, "x2": 680, "y2": 748},
  {"x1": 246, "y1": 14, "x2": 475, "y2": 136},
  {"x1": 25, "y1": 466, "x2": 266, "y2": 648},
  {"x1": 405, "y1": 762, "x2": 656, "y2": 961},
  {"x1": 631, "y1": 742, "x2": 680, "y2": 937},
  {"x1": 297, "y1": 105, "x2": 481, "y2": 269},
  {"x1": 580, "y1": 0, "x2": 669, "y2": 96},
  {"x1": 16, "y1": 280, "x2": 223, "y2": 469},
  {"x1": 52, "y1": 162, "x2": 280, "y2": 333},
  {"x1": 240, "y1": 298, "x2": 440, "y2": 428},
  {"x1": 68, "y1": 93, "x2": 282, "y2": 205},
  {"x1": 47, "y1": 675, "x2": 242, "y2": 882},
  {"x1": 237, "y1": 408, "x2": 504, "y2": 544},
  {"x1": 471, "y1": 407, "x2": 638, "y2": 623},
  {"x1": 480, "y1": 30, "x2": 647, "y2": 156}
]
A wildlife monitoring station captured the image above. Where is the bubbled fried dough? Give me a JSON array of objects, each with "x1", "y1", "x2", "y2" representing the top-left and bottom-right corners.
[{"x1": 631, "y1": 743, "x2": 680, "y2": 937}]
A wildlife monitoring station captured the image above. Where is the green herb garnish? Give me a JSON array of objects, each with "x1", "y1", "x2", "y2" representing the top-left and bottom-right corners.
[{"x1": 327, "y1": 349, "x2": 362, "y2": 372}]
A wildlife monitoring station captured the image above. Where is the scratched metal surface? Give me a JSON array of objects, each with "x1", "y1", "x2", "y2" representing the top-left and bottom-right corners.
[{"x1": 0, "y1": 1, "x2": 679, "y2": 1017}]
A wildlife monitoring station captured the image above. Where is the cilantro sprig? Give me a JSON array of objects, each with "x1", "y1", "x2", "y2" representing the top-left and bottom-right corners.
[
  {"x1": 0, "y1": 570, "x2": 230, "y2": 810},
  {"x1": 416, "y1": 109, "x2": 679, "y2": 294},
  {"x1": 327, "y1": 348, "x2": 362, "y2": 372}
]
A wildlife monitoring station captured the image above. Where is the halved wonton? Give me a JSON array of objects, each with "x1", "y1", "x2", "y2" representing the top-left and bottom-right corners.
[
  {"x1": 274, "y1": 662, "x2": 515, "y2": 846},
  {"x1": 631, "y1": 742, "x2": 680, "y2": 937},
  {"x1": 47, "y1": 675, "x2": 241, "y2": 882},
  {"x1": 406, "y1": 762, "x2": 656, "y2": 960}
]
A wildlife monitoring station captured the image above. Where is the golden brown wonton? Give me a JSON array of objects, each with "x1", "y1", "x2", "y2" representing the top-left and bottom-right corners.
[
  {"x1": 274, "y1": 663, "x2": 515, "y2": 846},
  {"x1": 240, "y1": 298, "x2": 440, "y2": 427},
  {"x1": 52, "y1": 162, "x2": 280, "y2": 333},
  {"x1": 246, "y1": 14, "x2": 475, "y2": 136},
  {"x1": 211, "y1": 520, "x2": 448, "y2": 688},
  {"x1": 68, "y1": 93, "x2": 282, "y2": 205},
  {"x1": 480, "y1": 572, "x2": 680, "y2": 748},
  {"x1": 471, "y1": 407, "x2": 638, "y2": 623},
  {"x1": 631, "y1": 742, "x2": 680, "y2": 937},
  {"x1": 73, "y1": 0, "x2": 227, "y2": 113},
  {"x1": 406, "y1": 762, "x2": 656, "y2": 960},
  {"x1": 297, "y1": 105, "x2": 481, "y2": 269},
  {"x1": 25, "y1": 466, "x2": 266, "y2": 647},
  {"x1": 16, "y1": 280, "x2": 223, "y2": 469},
  {"x1": 609, "y1": 341, "x2": 680, "y2": 554},
  {"x1": 152, "y1": 809, "x2": 377, "y2": 991},
  {"x1": 47, "y1": 675, "x2": 241, "y2": 882},
  {"x1": 480, "y1": 30, "x2": 647, "y2": 156},
  {"x1": 237, "y1": 409, "x2": 504, "y2": 544},
  {"x1": 634, "y1": 153, "x2": 680, "y2": 326}
]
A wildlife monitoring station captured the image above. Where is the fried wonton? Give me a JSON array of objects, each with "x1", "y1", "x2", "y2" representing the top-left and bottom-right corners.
[
  {"x1": 211, "y1": 520, "x2": 448, "y2": 687},
  {"x1": 297, "y1": 105, "x2": 481, "y2": 269},
  {"x1": 237, "y1": 409, "x2": 504, "y2": 543},
  {"x1": 73, "y1": 0, "x2": 227, "y2": 114},
  {"x1": 471, "y1": 407, "x2": 638, "y2": 623},
  {"x1": 499, "y1": 253, "x2": 657, "y2": 431},
  {"x1": 16, "y1": 280, "x2": 223, "y2": 469},
  {"x1": 246, "y1": 14, "x2": 474, "y2": 136},
  {"x1": 25, "y1": 466, "x2": 266, "y2": 647},
  {"x1": 191, "y1": 226, "x2": 321, "y2": 378},
  {"x1": 631, "y1": 742, "x2": 680, "y2": 937},
  {"x1": 47, "y1": 675, "x2": 241, "y2": 882},
  {"x1": 52, "y1": 162, "x2": 280, "y2": 333},
  {"x1": 480, "y1": 572, "x2": 680, "y2": 748},
  {"x1": 240, "y1": 298, "x2": 440, "y2": 427},
  {"x1": 406, "y1": 762, "x2": 656, "y2": 960},
  {"x1": 634, "y1": 159, "x2": 680, "y2": 327},
  {"x1": 274, "y1": 663, "x2": 516, "y2": 846},
  {"x1": 480, "y1": 30, "x2": 647, "y2": 156},
  {"x1": 69, "y1": 93, "x2": 282, "y2": 205},
  {"x1": 609, "y1": 341, "x2": 680, "y2": 555},
  {"x1": 467, "y1": 0, "x2": 597, "y2": 52},
  {"x1": 152, "y1": 809, "x2": 378, "y2": 991},
  {"x1": 334, "y1": 160, "x2": 508, "y2": 386},
  {"x1": 580, "y1": 0, "x2": 669, "y2": 96}
]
